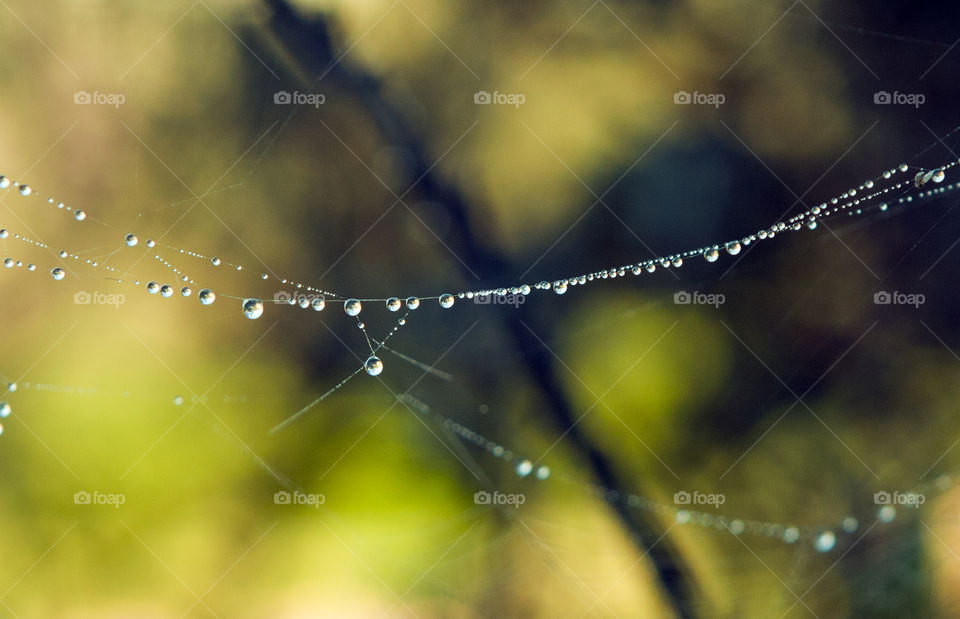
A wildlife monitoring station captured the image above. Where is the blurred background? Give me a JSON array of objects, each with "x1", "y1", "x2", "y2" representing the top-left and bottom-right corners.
[{"x1": 0, "y1": 0, "x2": 959, "y2": 616}]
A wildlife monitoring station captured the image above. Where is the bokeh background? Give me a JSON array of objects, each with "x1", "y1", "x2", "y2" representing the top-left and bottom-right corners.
[{"x1": 1, "y1": 0, "x2": 959, "y2": 616}]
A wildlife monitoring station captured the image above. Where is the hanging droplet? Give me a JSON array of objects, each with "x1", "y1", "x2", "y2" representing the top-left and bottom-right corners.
[
  {"x1": 180, "y1": 286, "x2": 192, "y2": 297},
  {"x1": 515, "y1": 459, "x2": 533, "y2": 477},
  {"x1": 814, "y1": 530, "x2": 836, "y2": 552},
  {"x1": 553, "y1": 281, "x2": 567, "y2": 295},
  {"x1": 261, "y1": 273, "x2": 268, "y2": 280},
  {"x1": 27, "y1": 264, "x2": 35, "y2": 271},
  {"x1": 386, "y1": 297, "x2": 402, "y2": 312},
  {"x1": 899, "y1": 163, "x2": 909, "y2": 172},
  {"x1": 146, "y1": 282, "x2": 160, "y2": 294},
  {"x1": 198, "y1": 289, "x2": 216, "y2": 305},
  {"x1": 160, "y1": 285, "x2": 174, "y2": 298},
  {"x1": 311, "y1": 297, "x2": 325, "y2": 312},
  {"x1": 933, "y1": 169, "x2": 946, "y2": 183},
  {"x1": 298, "y1": 297, "x2": 309, "y2": 309},
  {"x1": 5, "y1": 383, "x2": 14, "y2": 393},
  {"x1": 18, "y1": 184, "x2": 31, "y2": 196},
  {"x1": 806, "y1": 219, "x2": 818, "y2": 230},
  {"x1": 364, "y1": 356, "x2": 384, "y2": 376},
  {"x1": 725, "y1": 241, "x2": 741, "y2": 256},
  {"x1": 439, "y1": 293, "x2": 455, "y2": 308},
  {"x1": 124, "y1": 233, "x2": 138, "y2": 247},
  {"x1": 242, "y1": 298, "x2": 264, "y2": 320},
  {"x1": 344, "y1": 299, "x2": 362, "y2": 316},
  {"x1": 0, "y1": 230, "x2": 7, "y2": 238},
  {"x1": 51, "y1": 267, "x2": 65, "y2": 281},
  {"x1": 398, "y1": 318, "x2": 406, "y2": 325},
  {"x1": 0, "y1": 176, "x2": 9, "y2": 189},
  {"x1": 146, "y1": 239, "x2": 156, "y2": 248},
  {"x1": 173, "y1": 395, "x2": 184, "y2": 406},
  {"x1": 74, "y1": 210, "x2": 86, "y2": 221},
  {"x1": 406, "y1": 297, "x2": 420, "y2": 310},
  {"x1": 0, "y1": 402, "x2": 9, "y2": 418},
  {"x1": 703, "y1": 248, "x2": 719, "y2": 262},
  {"x1": 3, "y1": 259, "x2": 12, "y2": 268},
  {"x1": 211, "y1": 257, "x2": 221, "y2": 266}
]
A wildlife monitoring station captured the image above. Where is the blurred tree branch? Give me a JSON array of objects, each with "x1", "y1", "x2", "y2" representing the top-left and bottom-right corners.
[{"x1": 257, "y1": 0, "x2": 700, "y2": 615}]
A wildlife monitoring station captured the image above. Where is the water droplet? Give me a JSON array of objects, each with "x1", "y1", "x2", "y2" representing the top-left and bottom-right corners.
[
  {"x1": 877, "y1": 505, "x2": 896, "y2": 523},
  {"x1": 515, "y1": 459, "x2": 533, "y2": 477},
  {"x1": 180, "y1": 286, "x2": 192, "y2": 297},
  {"x1": 535, "y1": 466, "x2": 550, "y2": 480},
  {"x1": 344, "y1": 299, "x2": 362, "y2": 316},
  {"x1": 298, "y1": 297, "x2": 309, "y2": 309},
  {"x1": 364, "y1": 356, "x2": 383, "y2": 376},
  {"x1": 261, "y1": 273, "x2": 268, "y2": 280},
  {"x1": 703, "y1": 248, "x2": 719, "y2": 262},
  {"x1": 125, "y1": 233, "x2": 138, "y2": 247},
  {"x1": 51, "y1": 267, "x2": 65, "y2": 281},
  {"x1": 782, "y1": 526, "x2": 799, "y2": 543},
  {"x1": 439, "y1": 293, "x2": 455, "y2": 308},
  {"x1": 146, "y1": 239, "x2": 156, "y2": 248},
  {"x1": 879, "y1": 203, "x2": 888, "y2": 212},
  {"x1": 398, "y1": 318, "x2": 406, "y2": 325},
  {"x1": 74, "y1": 210, "x2": 86, "y2": 221},
  {"x1": 18, "y1": 184, "x2": 31, "y2": 196},
  {"x1": 406, "y1": 297, "x2": 420, "y2": 310},
  {"x1": 0, "y1": 230, "x2": 7, "y2": 239},
  {"x1": 160, "y1": 285, "x2": 174, "y2": 298},
  {"x1": 0, "y1": 176, "x2": 8, "y2": 189},
  {"x1": 0, "y1": 402, "x2": 9, "y2": 418},
  {"x1": 5, "y1": 383, "x2": 14, "y2": 393},
  {"x1": 386, "y1": 297, "x2": 402, "y2": 312},
  {"x1": 211, "y1": 257, "x2": 221, "y2": 266},
  {"x1": 27, "y1": 264, "x2": 35, "y2": 271},
  {"x1": 311, "y1": 297, "x2": 325, "y2": 311},
  {"x1": 899, "y1": 163, "x2": 909, "y2": 172},
  {"x1": 198, "y1": 289, "x2": 216, "y2": 305},
  {"x1": 933, "y1": 169, "x2": 946, "y2": 183},
  {"x1": 147, "y1": 281, "x2": 160, "y2": 294},
  {"x1": 806, "y1": 219, "x2": 818, "y2": 230},
  {"x1": 3, "y1": 259, "x2": 12, "y2": 268},
  {"x1": 814, "y1": 530, "x2": 836, "y2": 552},
  {"x1": 841, "y1": 517, "x2": 858, "y2": 533},
  {"x1": 553, "y1": 281, "x2": 567, "y2": 295},
  {"x1": 173, "y1": 395, "x2": 183, "y2": 406},
  {"x1": 242, "y1": 298, "x2": 264, "y2": 319},
  {"x1": 725, "y1": 241, "x2": 741, "y2": 256}
]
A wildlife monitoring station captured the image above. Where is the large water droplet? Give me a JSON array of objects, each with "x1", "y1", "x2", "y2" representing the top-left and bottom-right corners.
[
  {"x1": 0, "y1": 402, "x2": 9, "y2": 418},
  {"x1": 814, "y1": 530, "x2": 836, "y2": 552},
  {"x1": 515, "y1": 459, "x2": 533, "y2": 477},
  {"x1": 51, "y1": 267, "x2": 65, "y2": 281},
  {"x1": 725, "y1": 241, "x2": 741, "y2": 256},
  {"x1": 3, "y1": 259, "x2": 12, "y2": 268},
  {"x1": 386, "y1": 297, "x2": 402, "y2": 312},
  {"x1": 147, "y1": 282, "x2": 160, "y2": 294},
  {"x1": 344, "y1": 299, "x2": 362, "y2": 316},
  {"x1": 211, "y1": 257, "x2": 221, "y2": 266},
  {"x1": 311, "y1": 297, "x2": 325, "y2": 311},
  {"x1": 553, "y1": 281, "x2": 567, "y2": 295},
  {"x1": 198, "y1": 289, "x2": 216, "y2": 305},
  {"x1": 406, "y1": 297, "x2": 420, "y2": 310},
  {"x1": 703, "y1": 248, "x2": 719, "y2": 262},
  {"x1": 74, "y1": 210, "x2": 86, "y2": 222},
  {"x1": 242, "y1": 298, "x2": 264, "y2": 319},
  {"x1": 180, "y1": 286, "x2": 192, "y2": 297},
  {"x1": 125, "y1": 233, "x2": 138, "y2": 247},
  {"x1": 439, "y1": 293, "x2": 455, "y2": 308},
  {"x1": 18, "y1": 184, "x2": 31, "y2": 196},
  {"x1": 0, "y1": 176, "x2": 9, "y2": 189},
  {"x1": 933, "y1": 169, "x2": 946, "y2": 183},
  {"x1": 146, "y1": 239, "x2": 156, "y2": 248},
  {"x1": 364, "y1": 356, "x2": 384, "y2": 376},
  {"x1": 160, "y1": 285, "x2": 174, "y2": 298}
]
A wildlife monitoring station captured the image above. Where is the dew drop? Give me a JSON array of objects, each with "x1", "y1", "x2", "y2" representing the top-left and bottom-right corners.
[
  {"x1": 814, "y1": 530, "x2": 836, "y2": 552},
  {"x1": 703, "y1": 248, "x2": 719, "y2": 263},
  {"x1": 0, "y1": 176, "x2": 8, "y2": 189},
  {"x1": 725, "y1": 241, "x2": 741, "y2": 256},
  {"x1": 899, "y1": 163, "x2": 908, "y2": 172},
  {"x1": 242, "y1": 298, "x2": 264, "y2": 320},
  {"x1": 298, "y1": 297, "x2": 309, "y2": 309},
  {"x1": 198, "y1": 289, "x2": 216, "y2": 305},
  {"x1": 877, "y1": 505, "x2": 896, "y2": 523},
  {"x1": 386, "y1": 297, "x2": 402, "y2": 312},
  {"x1": 124, "y1": 233, "x2": 138, "y2": 247},
  {"x1": 782, "y1": 526, "x2": 800, "y2": 543},
  {"x1": 406, "y1": 297, "x2": 420, "y2": 310},
  {"x1": 806, "y1": 219, "x2": 818, "y2": 230},
  {"x1": 211, "y1": 257, "x2": 221, "y2": 266},
  {"x1": 364, "y1": 356, "x2": 384, "y2": 376},
  {"x1": 311, "y1": 297, "x2": 325, "y2": 312},
  {"x1": 146, "y1": 239, "x2": 156, "y2": 248},
  {"x1": 344, "y1": 299, "x2": 362, "y2": 316},
  {"x1": 18, "y1": 184, "x2": 31, "y2": 196},
  {"x1": 515, "y1": 459, "x2": 533, "y2": 477},
  {"x1": 0, "y1": 402, "x2": 9, "y2": 417},
  {"x1": 933, "y1": 169, "x2": 946, "y2": 183},
  {"x1": 6, "y1": 383, "x2": 15, "y2": 393},
  {"x1": 74, "y1": 210, "x2": 86, "y2": 221},
  {"x1": 0, "y1": 229, "x2": 7, "y2": 239},
  {"x1": 439, "y1": 293, "x2": 455, "y2": 308},
  {"x1": 841, "y1": 517, "x2": 858, "y2": 533},
  {"x1": 27, "y1": 264, "x2": 35, "y2": 271},
  {"x1": 160, "y1": 285, "x2": 174, "y2": 298},
  {"x1": 553, "y1": 281, "x2": 567, "y2": 295},
  {"x1": 147, "y1": 281, "x2": 160, "y2": 294},
  {"x1": 180, "y1": 286, "x2": 192, "y2": 297},
  {"x1": 3, "y1": 259, "x2": 12, "y2": 268},
  {"x1": 51, "y1": 267, "x2": 65, "y2": 281},
  {"x1": 173, "y1": 395, "x2": 184, "y2": 406},
  {"x1": 535, "y1": 466, "x2": 550, "y2": 480}
]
